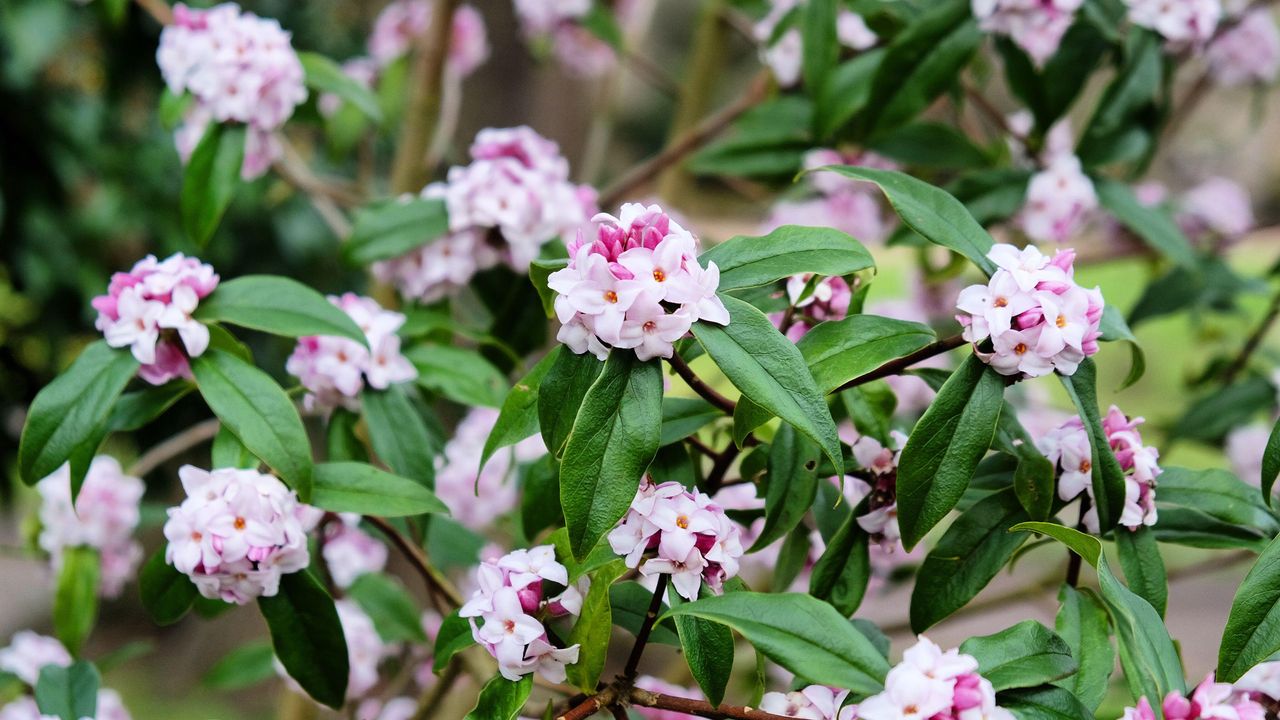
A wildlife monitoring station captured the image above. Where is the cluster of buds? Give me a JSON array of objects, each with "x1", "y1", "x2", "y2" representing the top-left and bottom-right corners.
[
  {"x1": 1020, "y1": 154, "x2": 1098, "y2": 244},
  {"x1": 434, "y1": 408, "x2": 546, "y2": 531},
  {"x1": 956, "y1": 244, "x2": 1104, "y2": 378},
  {"x1": 760, "y1": 686, "x2": 856, "y2": 720},
  {"x1": 162, "y1": 466, "x2": 312, "y2": 604},
  {"x1": 458, "y1": 546, "x2": 586, "y2": 683},
  {"x1": 754, "y1": 1, "x2": 877, "y2": 87},
  {"x1": 374, "y1": 127, "x2": 595, "y2": 303},
  {"x1": 1123, "y1": 674, "x2": 1267, "y2": 720},
  {"x1": 847, "y1": 431, "x2": 909, "y2": 552},
  {"x1": 157, "y1": 3, "x2": 307, "y2": 179},
  {"x1": 0, "y1": 632, "x2": 131, "y2": 720},
  {"x1": 973, "y1": 0, "x2": 1084, "y2": 66},
  {"x1": 772, "y1": 273, "x2": 854, "y2": 341},
  {"x1": 319, "y1": 515, "x2": 388, "y2": 590},
  {"x1": 286, "y1": 293, "x2": 417, "y2": 412},
  {"x1": 1124, "y1": 0, "x2": 1221, "y2": 48},
  {"x1": 36, "y1": 457, "x2": 144, "y2": 599},
  {"x1": 368, "y1": 1, "x2": 489, "y2": 77},
  {"x1": 765, "y1": 149, "x2": 896, "y2": 245},
  {"x1": 1038, "y1": 405, "x2": 1161, "y2": 533},
  {"x1": 92, "y1": 253, "x2": 219, "y2": 385},
  {"x1": 548, "y1": 204, "x2": 729, "y2": 361},
  {"x1": 859, "y1": 637, "x2": 1014, "y2": 720},
  {"x1": 1207, "y1": 8, "x2": 1280, "y2": 86},
  {"x1": 607, "y1": 480, "x2": 745, "y2": 601}
]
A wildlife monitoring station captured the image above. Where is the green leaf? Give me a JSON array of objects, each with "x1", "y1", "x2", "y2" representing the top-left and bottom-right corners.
[
  {"x1": 139, "y1": 549, "x2": 198, "y2": 626},
  {"x1": 1055, "y1": 585, "x2": 1114, "y2": 711},
  {"x1": 35, "y1": 661, "x2": 99, "y2": 720},
  {"x1": 560, "y1": 353, "x2": 663, "y2": 559},
  {"x1": 797, "y1": 314, "x2": 936, "y2": 393},
  {"x1": 752, "y1": 423, "x2": 821, "y2": 551},
  {"x1": 483, "y1": 348, "x2": 557, "y2": 469},
  {"x1": 1095, "y1": 178, "x2": 1196, "y2": 268},
  {"x1": 19, "y1": 340, "x2": 138, "y2": 491},
  {"x1": 997, "y1": 21, "x2": 1109, "y2": 133},
  {"x1": 108, "y1": 381, "x2": 193, "y2": 432},
  {"x1": 181, "y1": 122, "x2": 245, "y2": 248},
  {"x1": 1014, "y1": 449, "x2": 1056, "y2": 522},
  {"x1": 610, "y1": 582, "x2": 679, "y2": 646},
  {"x1": 361, "y1": 385, "x2": 437, "y2": 487},
  {"x1": 433, "y1": 611, "x2": 476, "y2": 672},
  {"x1": 464, "y1": 675, "x2": 532, "y2": 720},
  {"x1": 1171, "y1": 375, "x2": 1276, "y2": 444},
  {"x1": 203, "y1": 642, "x2": 276, "y2": 690},
  {"x1": 344, "y1": 197, "x2": 450, "y2": 265},
  {"x1": 1098, "y1": 305, "x2": 1146, "y2": 391},
  {"x1": 298, "y1": 51, "x2": 383, "y2": 122},
  {"x1": 697, "y1": 225, "x2": 874, "y2": 291},
  {"x1": 809, "y1": 504, "x2": 871, "y2": 616},
  {"x1": 1217, "y1": 533, "x2": 1280, "y2": 681},
  {"x1": 348, "y1": 572, "x2": 428, "y2": 644},
  {"x1": 814, "y1": 166, "x2": 996, "y2": 275},
  {"x1": 539, "y1": 347, "x2": 604, "y2": 457},
  {"x1": 910, "y1": 487, "x2": 1031, "y2": 631},
  {"x1": 1058, "y1": 359, "x2": 1127, "y2": 531},
  {"x1": 1265, "y1": 417, "x2": 1280, "y2": 505},
  {"x1": 960, "y1": 620, "x2": 1078, "y2": 691},
  {"x1": 193, "y1": 275, "x2": 369, "y2": 346},
  {"x1": 801, "y1": 0, "x2": 838, "y2": 92},
  {"x1": 529, "y1": 259, "x2": 567, "y2": 318},
  {"x1": 660, "y1": 397, "x2": 721, "y2": 446},
  {"x1": 53, "y1": 547, "x2": 99, "y2": 656},
  {"x1": 815, "y1": 49, "x2": 885, "y2": 139},
  {"x1": 869, "y1": 122, "x2": 992, "y2": 170},
  {"x1": 407, "y1": 344, "x2": 508, "y2": 408},
  {"x1": 1013, "y1": 522, "x2": 1184, "y2": 708},
  {"x1": 311, "y1": 462, "x2": 449, "y2": 517},
  {"x1": 669, "y1": 586, "x2": 735, "y2": 706},
  {"x1": 1076, "y1": 29, "x2": 1162, "y2": 167},
  {"x1": 259, "y1": 571, "x2": 350, "y2": 709},
  {"x1": 212, "y1": 424, "x2": 257, "y2": 469},
  {"x1": 775, "y1": 522, "x2": 813, "y2": 591},
  {"x1": 1000, "y1": 685, "x2": 1096, "y2": 720},
  {"x1": 692, "y1": 294, "x2": 843, "y2": 474},
  {"x1": 566, "y1": 561, "x2": 627, "y2": 691},
  {"x1": 661, "y1": 591, "x2": 890, "y2": 694},
  {"x1": 1115, "y1": 526, "x2": 1168, "y2": 617},
  {"x1": 191, "y1": 349, "x2": 313, "y2": 500},
  {"x1": 897, "y1": 355, "x2": 1005, "y2": 549}
]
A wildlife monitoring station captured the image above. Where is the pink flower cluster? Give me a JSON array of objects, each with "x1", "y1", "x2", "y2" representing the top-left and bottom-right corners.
[
  {"x1": 973, "y1": 0, "x2": 1084, "y2": 65},
  {"x1": 368, "y1": 1, "x2": 489, "y2": 77},
  {"x1": 1122, "y1": 674, "x2": 1267, "y2": 720},
  {"x1": 1020, "y1": 154, "x2": 1098, "y2": 244},
  {"x1": 859, "y1": 637, "x2": 1013, "y2": 720},
  {"x1": 157, "y1": 3, "x2": 307, "y2": 180},
  {"x1": 1208, "y1": 9, "x2": 1280, "y2": 85},
  {"x1": 754, "y1": 1, "x2": 877, "y2": 86},
  {"x1": 91, "y1": 253, "x2": 219, "y2": 386},
  {"x1": 1037, "y1": 405, "x2": 1161, "y2": 533},
  {"x1": 764, "y1": 149, "x2": 896, "y2": 245},
  {"x1": 772, "y1": 273, "x2": 854, "y2": 341},
  {"x1": 1125, "y1": 0, "x2": 1221, "y2": 48},
  {"x1": 760, "y1": 686, "x2": 856, "y2": 720},
  {"x1": 320, "y1": 515, "x2": 388, "y2": 590},
  {"x1": 286, "y1": 293, "x2": 417, "y2": 412},
  {"x1": 36, "y1": 456, "x2": 144, "y2": 599},
  {"x1": 162, "y1": 465, "x2": 311, "y2": 604},
  {"x1": 956, "y1": 244, "x2": 1104, "y2": 378},
  {"x1": 849, "y1": 431, "x2": 909, "y2": 552},
  {"x1": 459, "y1": 546, "x2": 586, "y2": 682},
  {"x1": 435, "y1": 408, "x2": 546, "y2": 531},
  {"x1": 548, "y1": 204, "x2": 730, "y2": 361},
  {"x1": 0, "y1": 633, "x2": 131, "y2": 720},
  {"x1": 1180, "y1": 176, "x2": 1256, "y2": 240},
  {"x1": 608, "y1": 480, "x2": 744, "y2": 601},
  {"x1": 512, "y1": 0, "x2": 632, "y2": 78}
]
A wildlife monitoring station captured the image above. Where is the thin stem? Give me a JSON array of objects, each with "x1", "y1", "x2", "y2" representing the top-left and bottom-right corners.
[
  {"x1": 667, "y1": 353, "x2": 736, "y2": 414},
  {"x1": 363, "y1": 515, "x2": 464, "y2": 608},
  {"x1": 832, "y1": 334, "x2": 968, "y2": 394},
  {"x1": 1221, "y1": 284, "x2": 1280, "y2": 385},
  {"x1": 963, "y1": 82, "x2": 1024, "y2": 149},
  {"x1": 128, "y1": 418, "x2": 221, "y2": 478},
  {"x1": 628, "y1": 688, "x2": 796, "y2": 720},
  {"x1": 623, "y1": 574, "x2": 669, "y2": 678},
  {"x1": 686, "y1": 435, "x2": 718, "y2": 460},
  {"x1": 704, "y1": 443, "x2": 741, "y2": 495},
  {"x1": 389, "y1": 0, "x2": 458, "y2": 193}
]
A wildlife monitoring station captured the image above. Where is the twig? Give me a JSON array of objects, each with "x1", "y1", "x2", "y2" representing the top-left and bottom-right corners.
[
  {"x1": 686, "y1": 435, "x2": 718, "y2": 460},
  {"x1": 133, "y1": 0, "x2": 172, "y2": 24},
  {"x1": 557, "y1": 686, "x2": 620, "y2": 720},
  {"x1": 667, "y1": 353, "x2": 736, "y2": 414},
  {"x1": 363, "y1": 515, "x2": 464, "y2": 608},
  {"x1": 623, "y1": 575, "x2": 669, "y2": 678},
  {"x1": 127, "y1": 418, "x2": 221, "y2": 478},
  {"x1": 704, "y1": 443, "x2": 741, "y2": 495},
  {"x1": 1221, "y1": 285, "x2": 1280, "y2": 385},
  {"x1": 832, "y1": 334, "x2": 968, "y2": 394},
  {"x1": 628, "y1": 688, "x2": 796, "y2": 720},
  {"x1": 389, "y1": 0, "x2": 459, "y2": 192}
]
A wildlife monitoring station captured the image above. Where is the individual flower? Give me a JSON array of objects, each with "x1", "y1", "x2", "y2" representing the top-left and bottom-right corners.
[
  {"x1": 955, "y1": 244, "x2": 1104, "y2": 379},
  {"x1": 512, "y1": 0, "x2": 638, "y2": 77},
  {"x1": 1237, "y1": 661, "x2": 1280, "y2": 701},
  {"x1": 1207, "y1": 8, "x2": 1280, "y2": 85},
  {"x1": 859, "y1": 637, "x2": 1013, "y2": 720},
  {"x1": 973, "y1": 0, "x2": 1084, "y2": 65},
  {"x1": 1037, "y1": 405, "x2": 1161, "y2": 533},
  {"x1": 850, "y1": 431, "x2": 909, "y2": 552},
  {"x1": 157, "y1": 3, "x2": 307, "y2": 179},
  {"x1": 91, "y1": 253, "x2": 219, "y2": 385},
  {"x1": 0, "y1": 632, "x2": 72, "y2": 686},
  {"x1": 286, "y1": 293, "x2": 416, "y2": 412},
  {"x1": 434, "y1": 407, "x2": 547, "y2": 531},
  {"x1": 634, "y1": 676, "x2": 705, "y2": 719},
  {"x1": 1179, "y1": 176, "x2": 1255, "y2": 241},
  {"x1": 607, "y1": 479, "x2": 744, "y2": 600},
  {"x1": 320, "y1": 515, "x2": 388, "y2": 590},
  {"x1": 771, "y1": 273, "x2": 854, "y2": 341},
  {"x1": 368, "y1": 1, "x2": 490, "y2": 77},
  {"x1": 759, "y1": 686, "x2": 857, "y2": 720},
  {"x1": 754, "y1": 2, "x2": 878, "y2": 86},
  {"x1": 458, "y1": 546, "x2": 584, "y2": 682},
  {"x1": 162, "y1": 465, "x2": 311, "y2": 603},
  {"x1": 1125, "y1": 0, "x2": 1222, "y2": 48},
  {"x1": 36, "y1": 456, "x2": 144, "y2": 598},
  {"x1": 1227, "y1": 423, "x2": 1271, "y2": 486},
  {"x1": 1020, "y1": 155, "x2": 1098, "y2": 244},
  {"x1": 549, "y1": 203, "x2": 729, "y2": 361}
]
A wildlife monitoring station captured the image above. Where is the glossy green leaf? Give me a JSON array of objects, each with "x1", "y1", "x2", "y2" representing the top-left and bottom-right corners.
[
  {"x1": 299, "y1": 51, "x2": 383, "y2": 122},
  {"x1": 1058, "y1": 359, "x2": 1127, "y2": 532},
  {"x1": 361, "y1": 385, "x2": 436, "y2": 487},
  {"x1": 815, "y1": 49, "x2": 885, "y2": 138},
  {"x1": 869, "y1": 122, "x2": 992, "y2": 170},
  {"x1": 1265, "y1": 417, "x2": 1280, "y2": 505},
  {"x1": 259, "y1": 571, "x2": 349, "y2": 709},
  {"x1": 669, "y1": 586, "x2": 735, "y2": 706},
  {"x1": 1096, "y1": 178, "x2": 1195, "y2": 268},
  {"x1": 566, "y1": 561, "x2": 627, "y2": 691},
  {"x1": 697, "y1": 225, "x2": 874, "y2": 291},
  {"x1": 193, "y1": 275, "x2": 369, "y2": 346},
  {"x1": 406, "y1": 344, "x2": 509, "y2": 408},
  {"x1": 344, "y1": 197, "x2": 450, "y2": 265},
  {"x1": 181, "y1": 122, "x2": 244, "y2": 247},
  {"x1": 1171, "y1": 375, "x2": 1276, "y2": 444},
  {"x1": 483, "y1": 348, "x2": 557, "y2": 469},
  {"x1": 108, "y1": 381, "x2": 193, "y2": 432},
  {"x1": 538, "y1": 347, "x2": 603, "y2": 457},
  {"x1": 1000, "y1": 685, "x2": 1096, "y2": 720},
  {"x1": 1098, "y1": 305, "x2": 1146, "y2": 391},
  {"x1": 801, "y1": 0, "x2": 837, "y2": 91},
  {"x1": 1218, "y1": 533, "x2": 1280, "y2": 681},
  {"x1": 960, "y1": 620, "x2": 1078, "y2": 691},
  {"x1": 139, "y1": 549, "x2": 197, "y2": 626},
  {"x1": 464, "y1": 675, "x2": 532, "y2": 720},
  {"x1": 35, "y1": 661, "x2": 99, "y2": 720},
  {"x1": 809, "y1": 503, "x2": 871, "y2": 616},
  {"x1": 1116, "y1": 526, "x2": 1168, "y2": 617},
  {"x1": 1077, "y1": 27, "x2": 1162, "y2": 166},
  {"x1": 660, "y1": 397, "x2": 721, "y2": 446},
  {"x1": 610, "y1": 582, "x2": 679, "y2": 646},
  {"x1": 433, "y1": 611, "x2": 475, "y2": 672},
  {"x1": 212, "y1": 424, "x2": 258, "y2": 469},
  {"x1": 1055, "y1": 584, "x2": 1114, "y2": 711},
  {"x1": 1014, "y1": 449, "x2": 1056, "y2": 522},
  {"x1": 53, "y1": 547, "x2": 99, "y2": 656},
  {"x1": 797, "y1": 314, "x2": 936, "y2": 393},
  {"x1": 752, "y1": 423, "x2": 821, "y2": 552},
  {"x1": 997, "y1": 20, "x2": 1109, "y2": 133}
]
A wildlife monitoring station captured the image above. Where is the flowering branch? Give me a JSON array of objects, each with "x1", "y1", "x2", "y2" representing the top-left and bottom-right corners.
[
  {"x1": 389, "y1": 0, "x2": 459, "y2": 193},
  {"x1": 362, "y1": 515, "x2": 463, "y2": 609},
  {"x1": 628, "y1": 688, "x2": 798, "y2": 720},
  {"x1": 668, "y1": 353, "x2": 736, "y2": 414},
  {"x1": 127, "y1": 418, "x2": 220, "y2": 478},
  {"x1": 832, "y1": 333, "x2": 968, "y2": 394}
]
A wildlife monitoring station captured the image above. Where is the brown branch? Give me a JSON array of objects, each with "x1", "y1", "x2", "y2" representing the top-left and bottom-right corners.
[
  {"x1": 962, "y1": 82, "x2": 1024, "y2": 148},
  {"x1": 1221, "y1": 284, "x2": 1280, "y2": 385},
  {"x1": 667, "y1": 353, "x2": 737, "y2": 414},
  {"x1": 623, "y1": 575, "x2": 669, "y2": 678},
  {"x1": 622, "y1": 50, "x2": 681, "y2": 97},
  {"x1": 133, "y1": 0, "x2": 172, "y2": 25},
  {"x1": 628, "y1": 688, "x2": 798, "y2": 720},
  {"x1": 704, "y1": 443, "x2": 741, "y2": 495},
  {"x1": 598, "y1": 71, "x2": 768, "y2": 208},
  {"x1": 127, "y1": 418, "x2": 220, "y2": 478},
  {"x1": 389, "y1": 0, "x2": 458, "y2": 193},
  {"x1": 686, "y1": 435, "x2": 719, "y2": 460},
  {"x1": 557, "y1": 686, "x2": 620, "y2": 720},
  {"x1": 363, "y1": 515, "x2": 464, "y2": 608},
  {"x1": 833, "y1": 333, "x2": 968, "y2": 394}
]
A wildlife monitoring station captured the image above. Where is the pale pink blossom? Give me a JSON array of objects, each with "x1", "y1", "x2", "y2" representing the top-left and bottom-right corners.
[
  {"x1": 760, "y1": 686, "x2": 857, "y2": 719},
  {"x1": 1208, "y1": 9, "x2": 1280, "y2": 85},
  {"x1": 1125, "y1": 0, "x2": 1222, "y2": 48},
  {"x1": 434, "y1": 408, "x2": 546, "y2": 531},
  {"x1": 1180, "y1": 176, "x2": 1255, "y2": 241},
  {"x1": 973, "y1": 0, "x2": 1084, "y2": 65},
  {"x1": 320, "y1": 516, "x2": 387, "y2": 589},
  {"x1": 368, "y1": 1, "x2": 490, "y2": 76},
  {"x1": 860, "y1": 638, "x2": 1012, "y2": 720},
  {"x1": 0, "y1": 632, "x2": 71, "y2": 686},
  {"x1": 1020, "y1": 155, "x2": 1098, "y2": 244}
]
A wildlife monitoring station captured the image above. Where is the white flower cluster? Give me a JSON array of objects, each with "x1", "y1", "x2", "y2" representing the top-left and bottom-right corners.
[
  {"x1": 368, "y1": 1, "x2": 489, "y2": 77},
  {"x1": 859, "y1": 637, "x2": 1013, "y2": 720},
  {"x1": 286, "y1": 293, "x2": 417, "y2": 412},
  {"x1": 163, "y1": 466, "x2": 311, "y2": 604},
  {"x1": 434, "y1": 408, "x2": 547, "y2": 531},
  {"x1": 157, "y1": 3, "x2": 307, "y2": 179},
  {"x1": 0, "y1": 632, "x2": 131, "y2": 720},
  {"x1": 1125, "y1": 0, "x2": 1221, "y2": 48},
  {"x1": 36, "y1": 457, "x2": 144, "y2": 599},
  {"x1": 1207, "y1": 8, "x2": 1280, "y2": 85},
  {"x1": 1020, "y1": 154, "x2": 1098, "y2": 245}
]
